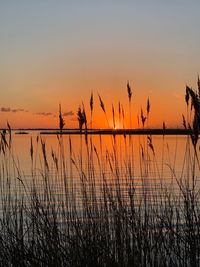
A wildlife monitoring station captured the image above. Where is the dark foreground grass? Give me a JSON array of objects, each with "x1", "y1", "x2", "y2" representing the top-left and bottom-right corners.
[{"x1": 0, "y1": 83, "x2": 200, "y2": 266}]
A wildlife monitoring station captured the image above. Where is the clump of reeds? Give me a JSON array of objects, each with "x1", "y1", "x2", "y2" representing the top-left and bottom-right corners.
[
  {"x1": 77, "y1": 104, "x2": 87, "y2": 132},
  {"x1": 185, "y1": 85, "x2": 200, "y2": 149},
  {"x1": 0, "y1": 79, "x2": 200, "y2": 266}
]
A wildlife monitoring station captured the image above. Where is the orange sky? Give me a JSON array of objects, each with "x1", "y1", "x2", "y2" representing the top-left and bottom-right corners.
[{"x1": 0, "y1": 1, "x2": 200, "y2": 129}]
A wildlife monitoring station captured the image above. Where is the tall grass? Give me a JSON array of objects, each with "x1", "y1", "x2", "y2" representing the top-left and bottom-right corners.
[{"x1": 0, "y1": 82, "x2": 200, "y2": 266}]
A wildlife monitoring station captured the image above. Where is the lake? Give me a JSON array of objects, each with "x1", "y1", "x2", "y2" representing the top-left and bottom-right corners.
[
  {"x1": 2, "y1": 130, "x2": 199, "y2": 207},
  {"x1": 0, "y1": 130, "x2": 200, "y2": 266}
]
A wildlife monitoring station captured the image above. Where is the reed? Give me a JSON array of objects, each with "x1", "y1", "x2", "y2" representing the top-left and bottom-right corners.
[{"x1": 0, "y1": 80, "x2": 200, "y2": 266}]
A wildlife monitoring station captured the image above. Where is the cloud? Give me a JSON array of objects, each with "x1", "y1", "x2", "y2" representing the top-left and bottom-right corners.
[
  {"x1": 35, "y1": 111, "x2": 74, "y2": 118},
  {"x1": 63, "y1": 111, "x2": 74, "y2": 117},
  {"x1": 0, "y1": 107, "x2": 27, "y2": 113},
  {"x1": 12, "y1": 108, "x2": 25, "y2": 113},
  {"x1": 1, "y1": 107, "x2": 11, "y2": 112},
  {"x1": 36, "y1": 112, "x2": 54, "y2": 116}
]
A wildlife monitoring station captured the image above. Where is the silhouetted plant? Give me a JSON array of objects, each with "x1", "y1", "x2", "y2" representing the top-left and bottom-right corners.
[
  {"x1": 77, "y1": 104, "x2": 87, "y2": 132},
  {"x1": 0, "y1": 79, "x2": 200, "y2": 266},
  {"x1": 59, "y1": 104, "x2": 65, "y2": 133},
  {"x1": 127, "y1": 81, "x2": 132, "y2": 103},
  {"x1": 185, "y1": 85, "x2": 200, "y2": 148},
  {"x1": 147, "y1": 97, "x2": 150, "y2": 116},
  {"x1": 90, "y1": 91, "x2": 93, "y2": 127},
  {"x1": 127, "y1": 81, "x2": 133, "y2": 128},
  {"x1": 98, "y1": 93, "x2": 110, "y2": 127},
  {"x1": 141, "y1": 108, "x2": 146, "y2": 128}
]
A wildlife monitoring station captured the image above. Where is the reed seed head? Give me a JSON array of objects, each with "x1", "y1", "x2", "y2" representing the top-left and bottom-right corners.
[
  {"x1": 147, "y1": 98, "x2": 150, "y2": 115},
  {"x1": 127, "y1": 81, "x2": 132, "y2": 102},
  {"x1": 90, "y1": 92, "x2": 93, "y2": 114},
  {"x1": 59, "y1": 104, "x2": 65, "y2": 132},
  {"x1": 98, "y1": 94, "x2": 106, "y2": 113}
]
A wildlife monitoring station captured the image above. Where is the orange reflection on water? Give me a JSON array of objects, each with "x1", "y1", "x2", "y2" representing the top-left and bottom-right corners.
[{"x1": 9, "y1": 132, "x2": 194, "y2": 180}]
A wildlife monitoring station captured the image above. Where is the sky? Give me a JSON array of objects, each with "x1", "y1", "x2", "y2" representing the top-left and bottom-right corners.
[{"x1": 0, "y1": 1, "x2": 200, "y2": 129}]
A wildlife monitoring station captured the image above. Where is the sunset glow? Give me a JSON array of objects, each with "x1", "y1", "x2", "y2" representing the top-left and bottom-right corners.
[{"x1": 0, "y1": 1, "x2": 200, "y2": 129}]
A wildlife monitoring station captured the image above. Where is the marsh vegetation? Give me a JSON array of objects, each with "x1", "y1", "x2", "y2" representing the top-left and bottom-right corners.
[{"x1": 0, "y1": 82, "x2": 200, "y2": 266}]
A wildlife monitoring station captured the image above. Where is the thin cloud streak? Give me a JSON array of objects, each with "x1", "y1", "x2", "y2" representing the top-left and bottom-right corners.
[
  {"x1": 12, "y1": 108, "x2": 25, "y2": 112},
  {"x1": 1, "y1": 107, "x2": 11, "y2": 112},
  {"x1": 0, "y1": 107, "x2": 26, "y2": 113}
]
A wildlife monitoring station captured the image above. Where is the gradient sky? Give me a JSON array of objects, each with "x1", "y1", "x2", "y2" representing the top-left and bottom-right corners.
[{"x1": 0, "y1": 1, "x2": 200, "y2": 129}]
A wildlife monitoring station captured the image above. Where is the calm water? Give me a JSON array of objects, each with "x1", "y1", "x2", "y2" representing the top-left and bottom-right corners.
[
  {"x1": 10, "y1": 131, "x2": 192, "y2": 174},
  {"x1": 1, "y1": 130, "x2": 199, "y2": 207}
]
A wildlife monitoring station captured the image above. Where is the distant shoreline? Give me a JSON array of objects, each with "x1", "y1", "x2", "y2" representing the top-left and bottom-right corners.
[
  {"x1": 1, "y1": 128, "x2": 191, "y2": 136},
  {"x1": 35, "y1": 128, "x2": 191, "y2": 135}
]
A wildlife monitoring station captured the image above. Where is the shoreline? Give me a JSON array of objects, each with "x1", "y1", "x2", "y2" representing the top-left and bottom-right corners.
[{"x1": 38, "y1": 128, "x2": 191, "y2": 135}]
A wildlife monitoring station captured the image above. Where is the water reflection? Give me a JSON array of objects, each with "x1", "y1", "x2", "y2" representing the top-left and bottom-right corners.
[{"x1": 2, "y1": 131, "x2": 198, "y2": 207}]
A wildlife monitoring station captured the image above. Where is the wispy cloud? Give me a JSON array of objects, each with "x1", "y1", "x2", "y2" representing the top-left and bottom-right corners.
[
  {"x1": 0, "y1": 107, "x2": 74, "y2": 118},
  {"x1": 63, "y1": 111, "x2": 74, "y2": 117},
  {"x1": 12, "y1": 108, "x2": 25, "y2": 113},
  {"x1": 0, "y1": 107, "x2": 27, "y2": 113},
  {"x1": 1, "y1": 107, "x2": 11, "y2": 112}
]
